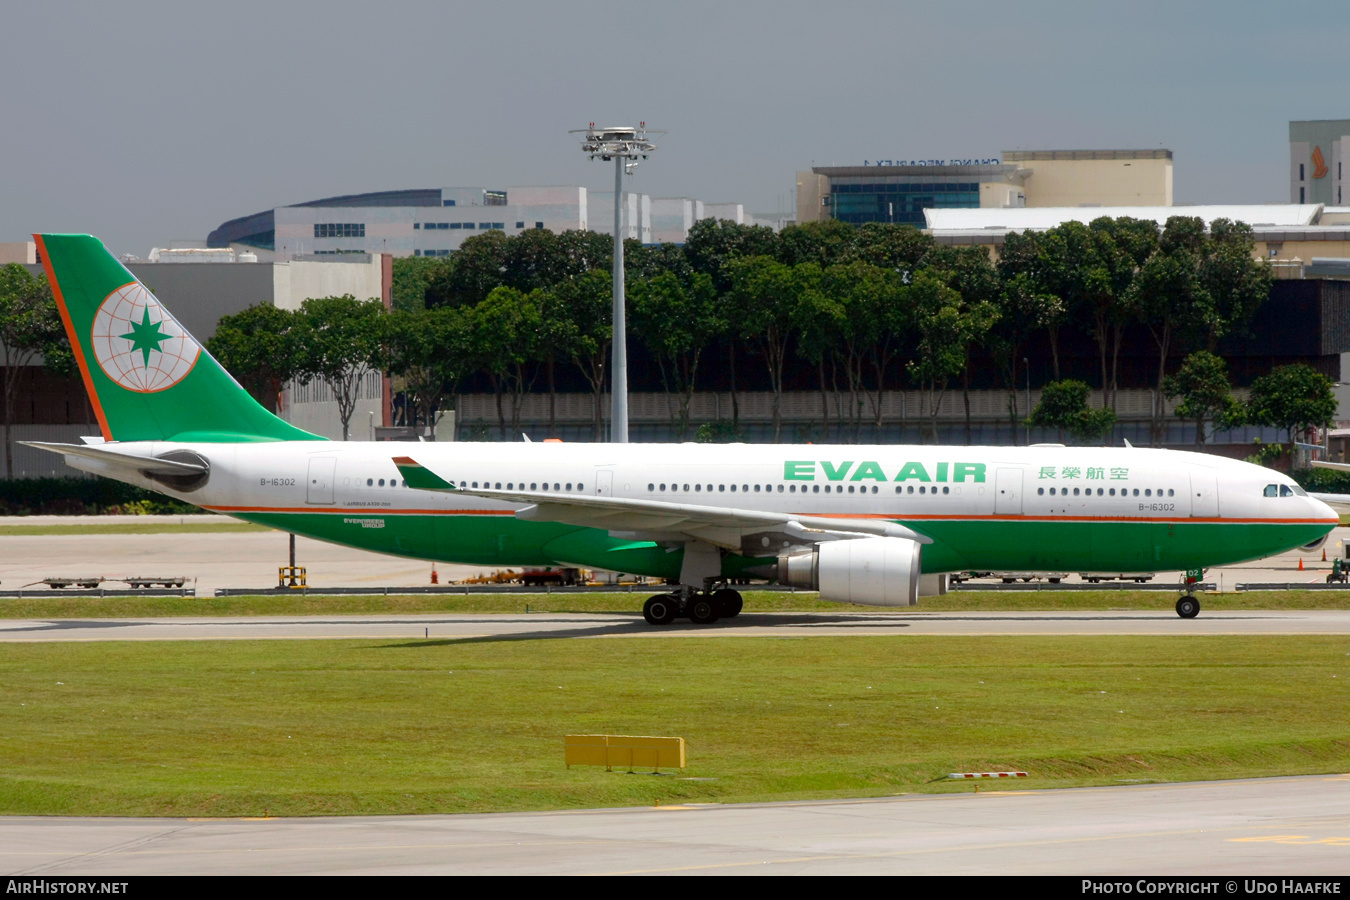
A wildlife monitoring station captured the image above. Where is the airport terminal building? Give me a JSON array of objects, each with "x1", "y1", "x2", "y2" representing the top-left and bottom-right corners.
[
  {"x1": 208, "y1": 186, "x2": 758, "y2": 261},
  {"x1": 797, "y1": 149, "x2": 1173, "y2": 226}
]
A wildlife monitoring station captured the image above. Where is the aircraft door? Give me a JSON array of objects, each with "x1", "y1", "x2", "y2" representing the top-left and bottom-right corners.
[
  {"x1": 595, "y1": 470, "x2": 613, "y2": 496},
  {"x1": 306, "y1": 458, "x2": 336, "y2": 505},
  {"x1": 995, "y1": 467, "x2": 1023, "y2": 515},
  {"x1": 1190, "y1": 471, "x2": 1218, "y2": 518}
]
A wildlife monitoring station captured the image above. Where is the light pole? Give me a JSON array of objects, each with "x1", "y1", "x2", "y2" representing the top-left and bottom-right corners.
[{"x1": 571, "y1": 122, "x2": 660, "y2": 443}]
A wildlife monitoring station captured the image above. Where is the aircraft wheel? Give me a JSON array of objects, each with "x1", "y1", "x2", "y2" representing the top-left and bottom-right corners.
[
  {"x1": 643, "y1": 594, "x2": 677, "y2": 626},
  {"x1": 1176, "y1": 596, "x2": 1200, "y2": 619},
  {"x1": 687, "y1": 597, "x2": 720, "y2": 625},
  {"x1": 712, "y1": 588, "x2": 743, "y2": 618}
]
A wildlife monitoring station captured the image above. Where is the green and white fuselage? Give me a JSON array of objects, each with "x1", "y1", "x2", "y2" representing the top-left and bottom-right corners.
[
  {"x1": 23, "y1": 234, "x2": 1339, "y2": 614},
  {"x1": 54, "y1": 439, "x2": 1336, "y2": 581}
]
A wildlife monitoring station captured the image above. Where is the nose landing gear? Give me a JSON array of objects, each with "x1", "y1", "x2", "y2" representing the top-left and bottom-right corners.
[{"x1": 1176, "y1": 569, "x2": 1201, "y2": 618}]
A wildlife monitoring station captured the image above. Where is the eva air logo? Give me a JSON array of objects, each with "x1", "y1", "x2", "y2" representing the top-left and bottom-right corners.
[{"x1": 90, "y1": 282, "x2": 200, "y2": 392}]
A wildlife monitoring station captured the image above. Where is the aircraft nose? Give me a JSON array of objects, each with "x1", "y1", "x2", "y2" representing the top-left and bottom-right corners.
[{"x1": 1311, "y1": 496, "x2": 1340, "y2": 524}]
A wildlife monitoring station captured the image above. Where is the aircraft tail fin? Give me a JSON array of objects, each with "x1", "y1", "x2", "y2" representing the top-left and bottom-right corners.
[{"x1": 36, "y1": 234, "x2": 320, "y2": 443}]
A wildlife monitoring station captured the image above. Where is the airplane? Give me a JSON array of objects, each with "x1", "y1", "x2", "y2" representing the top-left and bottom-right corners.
[{"x1": 21, "y1": 234, "x2": 1341, "y2": 623}]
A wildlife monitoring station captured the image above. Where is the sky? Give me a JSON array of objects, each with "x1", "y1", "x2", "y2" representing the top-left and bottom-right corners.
[{"x1": 3, "y1": 0, "x2": 1348, "y2": 257}]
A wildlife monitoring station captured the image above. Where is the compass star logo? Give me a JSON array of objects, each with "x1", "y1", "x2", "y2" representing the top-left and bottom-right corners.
[{"x1": 90, "y1": 282, "x2": 200, "y2": 392}]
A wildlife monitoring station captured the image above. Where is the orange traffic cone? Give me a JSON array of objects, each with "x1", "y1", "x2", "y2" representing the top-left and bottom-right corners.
[
  {"x1": 1299, "y1": 558, "x2": 1304, "y2": 571},
  {"x1": 431, "y1": 565, "x2": 439, "y2": 584}
]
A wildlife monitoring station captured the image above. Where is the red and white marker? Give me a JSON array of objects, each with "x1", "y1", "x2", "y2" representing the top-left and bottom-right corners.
[{"x1": 947, "y1": 771, "x2": 1028, "y2": 779}]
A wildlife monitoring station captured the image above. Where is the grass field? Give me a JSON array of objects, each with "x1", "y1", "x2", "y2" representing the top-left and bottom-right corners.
[
  {"x1": 4, "y1": 588, "x2": 1350, "y2": 619},
  {"x1": 0, "y1": 635, "x2": 1346, "y2": 817}
]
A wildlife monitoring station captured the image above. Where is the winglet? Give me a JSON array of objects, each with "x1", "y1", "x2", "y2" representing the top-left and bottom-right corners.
[{"x1": 392, "y1": 456, "x2": 457, "y2": 491}]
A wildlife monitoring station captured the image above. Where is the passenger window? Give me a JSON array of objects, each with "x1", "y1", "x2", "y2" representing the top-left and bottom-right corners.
[
  {"x1": 1264, "y1": 484, "x2": 1278, "y2": 497},
  {"x1": 1038, "y1": 488, "x2": 1045, "y2": 495},
  {"x1": 366, "y1": 478, "x2": 373, "y2": 487}
]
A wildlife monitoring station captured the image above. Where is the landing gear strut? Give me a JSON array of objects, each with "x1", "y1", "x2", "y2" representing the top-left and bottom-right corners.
[{"x1": 1176, "y1": 570, "x2": 1201, "y2": 619}]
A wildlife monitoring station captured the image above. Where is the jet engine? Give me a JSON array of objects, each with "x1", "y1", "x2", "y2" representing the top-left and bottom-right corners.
[
  {"x1": 777, "y1": 536, "x2": 922, "y2": 607},
  {"x1": 1300, "y1": 534, "x2": 1330, "y2": 552}
]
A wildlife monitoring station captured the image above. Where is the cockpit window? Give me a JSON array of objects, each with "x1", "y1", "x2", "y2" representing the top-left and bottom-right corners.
[
  {"x1": 1280, "y1": 484, "x2": 1295, "y2": 497},
  {"x1": 1292, "y1": 485, "x2": 1308, "y2": 496},
  {"x1": 1264, "y1": 484, "x2": 1279, "y2": 497}
]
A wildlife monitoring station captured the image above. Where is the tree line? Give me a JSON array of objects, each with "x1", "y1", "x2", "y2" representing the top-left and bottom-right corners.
[{"x1": 214, "y1": 216, "x2": 1334, "y2": 449}]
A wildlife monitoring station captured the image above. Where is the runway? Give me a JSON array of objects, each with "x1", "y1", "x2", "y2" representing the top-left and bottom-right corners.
[
  {"x1": 2, "y1": 518, "x2": 1348, "y2": 597},
  {"x1": 4, "y1": 775, "x2": 1349, "y2": 875},
  {"x1": 3, "y1": 608, "x2": 1350, "y2": 642}
]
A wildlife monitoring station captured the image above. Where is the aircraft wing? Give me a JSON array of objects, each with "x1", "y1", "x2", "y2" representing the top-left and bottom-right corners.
[
  {"x1": 1310, "y1": 492, "x2": 1350, "y2": 514},
  {"x1": 21, "y1": 441, "x2": 208, "y2": 477},
  {"x1": 1310, "y1": 462, "x2": 1350, "y2": 513},
  {"x1": 393, "y1": 455, "x2": 932, "y2": 552}
]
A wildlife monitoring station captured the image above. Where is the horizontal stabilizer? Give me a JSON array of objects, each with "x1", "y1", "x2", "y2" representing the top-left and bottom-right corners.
[{"x1": 20, "y1": 442, "x2": 208, "y2": 476}]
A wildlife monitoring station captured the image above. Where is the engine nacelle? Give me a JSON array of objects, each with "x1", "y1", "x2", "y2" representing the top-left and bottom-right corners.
[
  {"x1": 1301, "y1": 534, "x2": 1330, "y2": 552},
  {"x1": 778, "y1": 537, "x2": 922, "y2": 607}
]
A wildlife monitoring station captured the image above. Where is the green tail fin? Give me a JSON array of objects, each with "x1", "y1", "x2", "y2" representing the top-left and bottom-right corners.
[{"x1": 37, "y1": 233, "x2": 322, "y2": 443}]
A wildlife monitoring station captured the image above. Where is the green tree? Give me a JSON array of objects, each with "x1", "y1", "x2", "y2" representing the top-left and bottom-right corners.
[
  {"x1": 380, "y1": 306, "x2": 470, "y2": 438},
  {"x1": 469, "y1": 286, "x2": 543, "y2": 440},
  {"x1": 998, "y1": 230, "x2": 1074, "y2": 382},
  {"x1": 1125, "y1": 216, "x2": 1212, "y2": 443},
  {"x1": 424, "y1": 230, "x2": 510, "y2": 308},
  {"x1": 1163, "y1": 351, "x2": 1244, "y2": 445},
  {"x1": 727, "y1": 255, "x2": 801, "y2": 441},
  {"x1": 1088, "y1": 216, "x2": 1159, "y2": 409},
  {"x1": 906, "y1": 269, "x2": 998, "y2": 443},
  {"x1": 206, "y1": 304, "x2": 307, "y2": 413},
  {"x1": 629, "y1": 270, "x2": 721, "y2": 441},
  {"x1": 548, "y1": 270, "x2": 612, "y2": 441},
  {"x1": 1246, "y1": 363, "x2": 1337, "y2": 455},
  {"x1": 991, "y1": 270, "x2": 1062, "y2": 443},
  {"x1": 1027, "y1": 379, "x2": 1118, "y2": 445},
  {"x1": 851, "y1": 222, "x2": 935, "y2": 274},
  {"x1": 0, "y1": 265, "x2": 66, "y2": 476},
  {"x1": 776, "y1": 219, "x2": 857, "y2": 268},
  {"x1": 390, "y1": 256, "x2": 441, "y2": 311},
  {"x1": 297, "y1": 295, "x2": 385, "y2": 440},
  {"x1": 1199, "y1": 218, "x2": 1272, "y2": 351}
]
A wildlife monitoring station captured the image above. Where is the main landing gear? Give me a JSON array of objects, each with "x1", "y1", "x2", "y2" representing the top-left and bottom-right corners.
[{"x1": 642, "y1": 586, "x2": 743, "y2": 626}]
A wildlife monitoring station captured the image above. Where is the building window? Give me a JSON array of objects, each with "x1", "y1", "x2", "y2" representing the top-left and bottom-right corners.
[
  {"x1": 414, "y1": 223, "x2": 420, "y2": 230},
  {"x1": 314, "y1": 223, "x2": 365, "y2": 238},
  {"x1": 414, "y1": 249, "x2": 421, "y2": 256},
  {"x1": 1301, "y1": 187, "x2": 1306, "y2": 203},
  {"x1": 462, "y1": 223, "x2": 474, "y2": 230},
  {"x1": 443, "y1": 199, "x2": 456, "y2": 206},
  {"x1": 1300, "y1": 163, "x2": 1306, "y2": 181},
  {"x1": 479, "y1": 223, "x2": 492, "y2": 230},
  {"x1": 492, "y1": 222, "x2": 504, "y2": 230},
  {"x1": 536, "y1": 221, "x2": 544, "y2": 229},
  {"x1": 484, "y1": 190, "x2": 507, "y2": 206}
]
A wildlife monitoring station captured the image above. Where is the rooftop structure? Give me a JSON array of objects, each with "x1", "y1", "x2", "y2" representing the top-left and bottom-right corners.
[{"x1": 798, "y1": 149, "x2": 1173, "y2": 226}]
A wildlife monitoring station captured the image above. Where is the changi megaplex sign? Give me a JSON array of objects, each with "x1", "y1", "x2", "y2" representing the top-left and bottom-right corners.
[{"x1": 863, "y1": 158, "x2": 1001, "y2": 167}]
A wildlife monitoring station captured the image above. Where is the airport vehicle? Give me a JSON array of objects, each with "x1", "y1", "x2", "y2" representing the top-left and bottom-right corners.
[
  {"x1": 1080, "y1": 573, "x2": 1155, "y2": 583},
  {"x1": 22, "y1": 235, "x2": 1340, "y2": 624}
]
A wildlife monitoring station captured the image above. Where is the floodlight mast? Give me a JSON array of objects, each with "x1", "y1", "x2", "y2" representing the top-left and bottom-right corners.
[{"x1": 571, "y1": 122, "x2": 659, "y2": 442}]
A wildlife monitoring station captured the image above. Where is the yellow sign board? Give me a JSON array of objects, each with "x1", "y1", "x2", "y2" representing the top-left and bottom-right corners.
[{"x1": 564, "y1": 734, "x2": 686, "y2": 772}]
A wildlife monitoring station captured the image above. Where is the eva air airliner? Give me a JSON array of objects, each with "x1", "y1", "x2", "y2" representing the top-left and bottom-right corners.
[{"x1": 23, "y1": 234, "x2": 1339, "y2": 622}]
